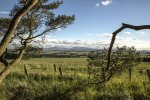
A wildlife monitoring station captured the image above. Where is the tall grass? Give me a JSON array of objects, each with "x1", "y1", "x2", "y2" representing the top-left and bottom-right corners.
[{"x1": 0, "y1": 58, "x2": 150, "y2": 100}]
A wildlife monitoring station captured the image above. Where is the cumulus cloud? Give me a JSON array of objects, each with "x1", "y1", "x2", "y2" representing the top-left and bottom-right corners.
[
  {"x1": 43, "y1": 39, "x2": 111, "y2": 49},
  {"x1": 0, "y1": 11, "x2": 10, "y2": 14},
  {"x1": 85, "y1": 32, "x2": 150, "y2": 49},
  {"x1": 32, "y1": 31, "x2": 150, "y2": 50},
  {"x1": 23, "y1": 35, "x2": 150, "y2": 50},
  {"x1": 101, "y1": 0, "x2": 112, "y2": 6},
  {"x1": 45, "y1": 38, "x2": 150, "y2": 50},
  {"x1": 114, "y1": 36, "x2": 150, "y2": 50}
]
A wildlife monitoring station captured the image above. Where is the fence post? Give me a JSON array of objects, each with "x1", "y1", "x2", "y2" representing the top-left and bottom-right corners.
[
  {"x1": 53, "y1": 64, "x2": 57, "y2": 78},
  {"x1": 59, "y1": 65, "x2": 63, "y2": 78},
  {"x1": 24, "y1": 65, "x2": 28, "y2": 77},
  {"x1": 128, "y1": 65, "x2": 132, "y2": 81},
  {"x1": 147, "y1": 69, "x2": 150, "y2": 81}
]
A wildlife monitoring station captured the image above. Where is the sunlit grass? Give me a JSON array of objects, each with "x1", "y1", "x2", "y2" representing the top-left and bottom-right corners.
[{"x1": 0, "y1": 58, "x2": 150, "y2": 99}]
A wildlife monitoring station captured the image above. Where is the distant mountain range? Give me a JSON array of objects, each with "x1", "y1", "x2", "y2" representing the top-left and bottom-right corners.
[
  {"x1": 44, "y1": 46, "x2": 101, "y2": 52},
  {"x1": 139, "y1": 50, "x2": 150, "y2": 53},
  {"x1": 43, "y1": 46, "x2": 150, "y2": 52}
]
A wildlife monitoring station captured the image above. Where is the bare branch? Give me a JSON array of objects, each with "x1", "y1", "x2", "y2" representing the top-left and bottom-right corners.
[
  {"x1": 106, "y1": 23, "x2": 150, "y2": 70},
  {"x1": 30, "y1": 26, "x2": 61, "y2": 39}
]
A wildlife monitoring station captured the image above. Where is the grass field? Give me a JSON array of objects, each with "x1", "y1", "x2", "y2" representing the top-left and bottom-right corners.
[{"x1": 0, "y1": 58, "x2": 150, "y2": 100}]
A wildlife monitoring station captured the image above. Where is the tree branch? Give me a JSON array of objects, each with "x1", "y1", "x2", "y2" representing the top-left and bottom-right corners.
[
  {"x1": 106, "y1": 23, "x2": 150, "y2": 70},
  {"x1": 10, "y1": 31, "x2": 33, "y2": 65},
  {"x1": 0, "y1": 49, "x2": 8, "y2": 67},
  {"x1": 10, "y1": 42, "x2": 28, "y2": 65},
  {"x1": 29, "y1": 26, "x2": 61, "y2": 39},
  {"x1": 0, "y1": 0, "x2": 38, "y2": 56}
]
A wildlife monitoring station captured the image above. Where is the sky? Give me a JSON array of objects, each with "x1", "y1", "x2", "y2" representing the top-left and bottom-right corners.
[{"x1": 0, "y1": 0, "x2": 150, "y2": 50}]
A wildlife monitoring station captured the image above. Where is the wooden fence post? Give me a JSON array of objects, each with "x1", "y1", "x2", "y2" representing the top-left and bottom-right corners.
[
  {"x1": 128, "y1": 65, "x2": 132, "y2": 81},
  {"x1": 53, "y1": 64, "x2": 57, "y2": 78},
  {"x1": 147, "y1": 69, "x2": 150, "y2": 81},
  {"x1": 59, "y1": 65, "x2": 63, "y2": 78},
  {"x1": 24, "y1": 65, "x2": 28, "y2": 77}
]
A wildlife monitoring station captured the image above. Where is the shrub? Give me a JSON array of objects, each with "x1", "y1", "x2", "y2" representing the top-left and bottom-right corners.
[{"x1": 87, "y1": 46, "x2": 141, "y2": 84}]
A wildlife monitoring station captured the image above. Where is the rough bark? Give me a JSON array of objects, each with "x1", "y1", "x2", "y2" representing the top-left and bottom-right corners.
[
  {"x1": 0, "y1": 0, "x2": 38, "y2": 84},
  {"x1": 0, "y1": 66, "x2": 11, "y2": 84},
  {"x1": 0, "y1": 39, "x2": 29, "y2": 84}
]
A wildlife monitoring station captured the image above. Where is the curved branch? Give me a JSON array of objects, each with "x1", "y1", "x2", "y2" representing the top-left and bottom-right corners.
[
  {"x1": 0, "y1": 0, "x2": 38, "y2": 56},
  {"x1": 10, "y1": 42, "x2": 28, "y2": 65},
  {"x1": 10, "y1": 34, "x2": 33, "y2": 65},
  {"x1": 30, "y1": 26, "x2": 62, "y2": 39},
  {"x1": 0, "y1": 49, "x2": 8, "y2": 67},
  {"x1": 0, "y1": 0, "x2": 38, "y2": 84},
  {"x1": 106, "y1": 23, "x2": 150, "y2": 70}
]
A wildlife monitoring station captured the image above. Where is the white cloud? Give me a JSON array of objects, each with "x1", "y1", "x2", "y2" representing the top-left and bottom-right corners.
[
  {"x1": 116, "y1": 36, "x2": 123, "y2": 40},
  {"x1": 101, "y1": 33, "x2": 112, "y2": 37},
  {"x1": 124, "y1": 31, "x2": 131, "y2": 35},
  {"x1": 86, "y1": 33, "x2": 112, "y2": 37},
  {"x1": 95, "y1": 3, "x2": 100, "y2": 7},
  {"x1": 85, "y1": 32, "x2": 150, "y2": 49},
  {"x1": 115, "y1": 36, "x2": 150, "y2": 50},
  {"x1": 57, "y1": 28, "x2": 62, "y2": 31},
  {"x1": 101, "y1": 0, "x2": 112, "y2": 6},
  {"x1": 137, "y1": 31, "x2": 147, "y2": 36},
  {"x1": 0, "y1": 11, "x2": 10, "y2": 14},
  {"x1": 86, "y1": 33, "x2": 93, "y2": 36},
  {"x1": 43, "y1": 39, "x2": 111, "y2": 49},
  {"x1": 31, "y1": 31, "x2": 150, "y2": 50},
  {"x1": 123, "y1": 31, "x2": 147, "y2": 36},
  {"x1": 12, "y1": 35, "x2": 150, "y2": 50}
]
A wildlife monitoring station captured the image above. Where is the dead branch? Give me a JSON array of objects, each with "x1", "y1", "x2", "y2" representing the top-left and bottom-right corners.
[{"x1": 106, "y1": 23, "x2": 150, "y2": 70}]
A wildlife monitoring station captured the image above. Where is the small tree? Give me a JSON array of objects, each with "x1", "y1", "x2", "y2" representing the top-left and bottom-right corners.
[
  {"x1": 88, "y1": 23, "x2": 150, "y2": 84},
  {"x1": 87, "y1": 46, "x2": 141, "y2": 84},
  {"x1": 0, "y1": 0, "x2": 75, "y2": 84}
]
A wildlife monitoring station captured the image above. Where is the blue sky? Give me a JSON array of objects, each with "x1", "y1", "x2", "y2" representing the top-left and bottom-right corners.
[{"x1": 1, "y1": 0, "x2": 150, "y2": 49}]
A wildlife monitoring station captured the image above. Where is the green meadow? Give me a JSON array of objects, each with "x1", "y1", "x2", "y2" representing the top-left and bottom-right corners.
[{"x1": 0, "y1": 58, "x2": 150, "y2": 100}]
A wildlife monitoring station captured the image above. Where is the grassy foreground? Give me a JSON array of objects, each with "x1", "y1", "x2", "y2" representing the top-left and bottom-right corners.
[{"x1": 0, "y1": 58, "x2": 150, "y2": 100}]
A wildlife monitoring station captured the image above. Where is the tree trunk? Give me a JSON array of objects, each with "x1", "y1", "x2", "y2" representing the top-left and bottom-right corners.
[
  {"x1": 0, "y1": 0, "x2": 38, "y2": 84},
  {"x1": 0, "y1": 0, "x2": 38, "y2": 56},
  {"x1": 0, "y1": 42, "x2": 28, "y2": 84},
  {"x1": 0, "y1": 66, "x2": 11, "y2": 84}
]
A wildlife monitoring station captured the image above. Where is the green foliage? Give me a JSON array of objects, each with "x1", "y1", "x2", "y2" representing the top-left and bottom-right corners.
[
  {"x1": 0, "y1": 18, "x2": 12, "y2": 35},
  {"x1": 87, "y1": 46, "x2": 142, "y2": 84},
  {"x1": 0, "y1": 0, "x2": 75, "y2": 48},
  {"x1": 8, "y1": 0, "x2": 75, "y2": 37},
  {"x1": 0, "y1": 0, "x2": 75, "y2": 67}
]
